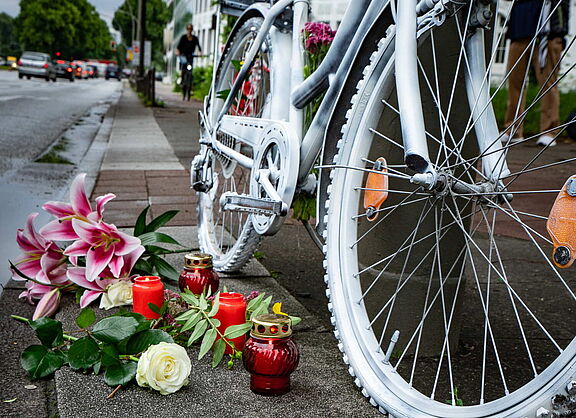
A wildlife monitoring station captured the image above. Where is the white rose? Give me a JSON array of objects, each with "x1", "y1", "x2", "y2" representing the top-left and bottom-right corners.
[
  {"x1": 99, "y1": 280, "x2": 133, "y2": 310},
  {"x1": 136, "y1": 342, "x2": 192, "y2": 395}
]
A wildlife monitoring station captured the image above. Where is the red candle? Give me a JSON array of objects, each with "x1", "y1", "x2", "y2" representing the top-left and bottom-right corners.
[
  {"x1": 214, "y1": 292, "x2": 247, "y2": 354},
  {"x1": 243, "y1": 314, "x2": 299, "y2": 396},
  {"x1": 178, "y1": 253, "x2": 219, "y2": 295},
  {"x1": 132, "y1": 276, "x2": 164, "y2": 319}
]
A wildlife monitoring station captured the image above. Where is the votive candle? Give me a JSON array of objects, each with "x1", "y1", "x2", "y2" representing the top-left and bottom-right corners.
[
  {"x1": 214, "y1": 292, "x2": 247, "y2": 354},
  {"x1": 132, "y1": 276, "x2": 164, "y2": 319}
]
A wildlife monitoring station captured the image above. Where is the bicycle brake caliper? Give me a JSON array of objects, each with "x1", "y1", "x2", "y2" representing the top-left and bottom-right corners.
[
  {"x1": 363, "y1": 158, "x2": 389, "y2": 222},
  {"x1": 546, "y1": 175, "x2": 576, "y2": 268}
]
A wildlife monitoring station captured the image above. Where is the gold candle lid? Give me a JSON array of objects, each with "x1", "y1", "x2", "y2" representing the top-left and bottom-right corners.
[
  {"x1": 250, "y1": 313, "x2": 292, "y2": 338},
  {"x1": 184, "y1": 253, "x2": 213, "y2": 269}
]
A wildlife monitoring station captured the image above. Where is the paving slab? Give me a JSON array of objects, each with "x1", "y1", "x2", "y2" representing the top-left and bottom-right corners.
[{"x1": 100, "y1": 88, "x2": 183, "y2": 172}]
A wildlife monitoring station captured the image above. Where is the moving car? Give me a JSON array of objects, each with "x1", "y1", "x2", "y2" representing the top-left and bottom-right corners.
[
  {"x1": 73, "y1": 61, "x2": 89, "y2": 79},
  {"x1": 18, "y1": 51, "x2": 56, "y2": 82},
  {"x1": 87, "y1": 64, "x2": 99, "y2": 78},
  {"x1": 105, "y1": 65, "x2": 122, "y2": 81},
  {"x1": 54, "y1": 60, "x2": 75, "y2": 82}
]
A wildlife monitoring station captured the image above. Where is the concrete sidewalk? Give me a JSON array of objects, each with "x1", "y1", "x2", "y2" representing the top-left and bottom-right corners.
[{"x1": 0, "y1": 84, "x2": 381, "y2": 418}]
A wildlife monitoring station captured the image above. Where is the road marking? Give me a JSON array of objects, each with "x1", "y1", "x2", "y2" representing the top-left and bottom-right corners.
[{"x1": 0, "y1": 95, "x2": 49, "y2": 102}]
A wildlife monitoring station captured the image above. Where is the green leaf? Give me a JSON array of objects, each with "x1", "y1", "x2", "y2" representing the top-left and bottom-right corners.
[
  {"x1": 180, "y1": 291, "x2": 199, "y2": 306},
  {"x1": 93, "y1": 361, "x2": 102, "y2": 375},
  {"x1": 104, "y1": 361, "x2": 138, "y2": 386},
  {"x1": 111, "y1": 312, "x2": 151, "y2": 337},
  {"x1": 199, "y1": 293, "x2": 208, "y2": 311},
  {"x1": 75, "y1": 308, "x2": 96, "y2": 329},
  {"x1": 92, "y1": 317, "x2": 139, "y2": 344},
  {"x1": 134, "y1": 206, "x2": 150, "y2": 237},
  {"x1": 289, "y1": 315, "x2": 302, "y2": 327},
  {"x1": 231, "y1": 59, "x2": 242, "y2": 72},
  {"x1": 148, "y1": 302, "x2": 163, "y2": 315},
  {"x1": 246, "y1": 293, "x2": 264, "y2": 311},
  {"x1": 149, "y1": 255, "x2": 179, "y2": 281},
  {"x1": 180, "y1": 311, "x2": 202, "y2": 332},
  {"x1": 216, "y1": 89, "x2": 230, "y2": 100},
  {"x1": 100, "y1": 344, "x2": 120, "y2": 367},
  {"x1": 29, "y1": 317, "x2": 63, "y2": 348},
  {"x1": 144, "y1": 245, "x2": 178, "y2": 255},
  {"x1": 20, "y1": 345, "x2": 65, "y2": 380},
  {"x1": 144, "y1": 210, "x2": 179, "y2": 233},
  {"x1": 175, "y1": 309, "x2": 196, "y2": 321},
  {"x1": 223, "y1": 322, "x2": 252, "y2": 339},
  {"x1": 126, "y1": 329, "x2": 173, "y2": 354},
  {"x1": 198, "y1": 329, "x2": 217, "y2": 360},
  {"x1": 211, "y1": 339, "x2": 226, "y2": 368},
  {"x1": 138, "y1": 232, "x2": 182, "y2": 247},
  {"x1": 67, "y1": 337, "x2": 100, "y2": 369},
  {"x1": 187, "y1": 319, "x2": 208, "y2": 345},
  {"x1": 207, "y1": 293, "x2": 220, "y2": 317},
  {"x1": 133, "y1": 258, "x2": 154, "y2": 275}
]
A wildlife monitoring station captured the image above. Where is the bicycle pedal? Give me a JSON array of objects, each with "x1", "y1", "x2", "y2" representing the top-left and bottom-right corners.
[
  {"x1": 220, "y1": 192, "x2": 288, "y2": 216},
  {"x1": 547, "y1": 175, "x2": 576, "y2": 268}
]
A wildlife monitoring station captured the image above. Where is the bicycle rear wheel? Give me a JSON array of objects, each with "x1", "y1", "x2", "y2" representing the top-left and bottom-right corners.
[
  {"x1": 324, "y1": 3, "x2": 576, "y2": 416},
  {"x1": 197, "y1": 17, "x2": 272, "y2": 272}
]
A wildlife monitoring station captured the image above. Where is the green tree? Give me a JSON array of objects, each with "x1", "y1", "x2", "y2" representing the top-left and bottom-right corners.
[
  {"x1": 112, "y1": 0, "x2": 170, "y2": 68},
  {"x1": 0, "y1": 12, "x2": 21, "y2": 57},
  {"x1": 14, "y1": 0, "x2": 112, "y2": 60}
]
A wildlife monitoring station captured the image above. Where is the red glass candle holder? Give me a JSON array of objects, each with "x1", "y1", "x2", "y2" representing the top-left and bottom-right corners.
[
  {"x1": 243, "y1": 314, "x2": 299, "y2": 396},
  {"x1": 132, "y1": 276, "x2": 164, "y2": 319},
  {"x1": 213, "y1": 292, "x2": 247, "y2": 354},
  {"x1": 178, "y1": 253, "x2": 219, "y2": 295}
]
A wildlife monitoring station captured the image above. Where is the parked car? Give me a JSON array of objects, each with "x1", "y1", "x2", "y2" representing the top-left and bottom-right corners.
[
  {"x1": 122, "y1": 68, "x2": 132, "y2": 78},
  {"x1": 18, "y1": 51, "x2": 57, "y2": 82},
  {"x1": 105, "y1": 65, "x2": 122, "y2": 81},
  {"x1": 0, "y1": 57, "x2": 6, "y2": 66},
  {"x1": 54, "y1": 60, "x2": 75, "y2": 82},
  {"x1": 155, "y1": 71, "x2": 165, "y2": 81}
]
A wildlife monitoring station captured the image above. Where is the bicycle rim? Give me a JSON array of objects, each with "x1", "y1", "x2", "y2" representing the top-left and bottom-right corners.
[
  {"x1": 197, "y1": 17, "x2": 271, "y2": 272},
  {"x1": 324, "y1": 3, "x2": 576, "y2": 416}
]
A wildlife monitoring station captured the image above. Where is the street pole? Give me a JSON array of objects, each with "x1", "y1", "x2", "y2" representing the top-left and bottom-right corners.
[{"x1": 137, "y1": 0, "x2": 146, "y2": 77}]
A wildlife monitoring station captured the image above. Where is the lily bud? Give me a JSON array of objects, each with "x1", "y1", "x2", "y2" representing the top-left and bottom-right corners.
[{"x1": 32, "y1": 288, "x2": 61, "y2": 320}]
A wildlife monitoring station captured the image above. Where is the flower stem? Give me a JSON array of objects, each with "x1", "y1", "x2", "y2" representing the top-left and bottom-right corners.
[
  {"x1": 106, "y1": 385, "x2": 122, "y2": 399},
  {"x1": 11, "y1": 315, "x2": 78, "y2": 341},
  {"x1": 119, "y1": 355, "x2": 139, "y2": 362}
]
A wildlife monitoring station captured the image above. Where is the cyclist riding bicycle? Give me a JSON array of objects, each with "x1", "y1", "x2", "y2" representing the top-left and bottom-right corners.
[
  {"x1": 176, "y1": 23, "x2": 202, "y2": 72},
  {"x1": 176, "y1": 23, "x2": 202, "y2": 101}
]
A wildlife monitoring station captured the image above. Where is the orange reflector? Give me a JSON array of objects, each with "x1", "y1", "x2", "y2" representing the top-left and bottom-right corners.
[
  {"x1": 363, "y1": 157, "x2": 389, "y2": 222},
  {"x1": 546, "y1": 175, "x2": 576, "y2": 268}
]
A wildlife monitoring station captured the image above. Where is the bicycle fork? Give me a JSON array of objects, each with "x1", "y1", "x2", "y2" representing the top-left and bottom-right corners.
[{"x1": 395, "y1": 0, "x2": 511, "y2": 198}]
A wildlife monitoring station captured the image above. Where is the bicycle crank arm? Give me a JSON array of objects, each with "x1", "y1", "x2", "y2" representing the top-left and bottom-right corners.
[{"x1": 220, "y1": 192, "x2": 288, "y2": 217}]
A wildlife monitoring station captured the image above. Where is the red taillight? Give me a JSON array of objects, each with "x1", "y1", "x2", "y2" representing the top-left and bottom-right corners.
[
  {"x1": 67, "y1": 68, "x2": 72, "y2": 72},
  {"x1": 43, "y1": 63, "x2": 48, "y2": 69},
  {"x1": 17, "y1": 60, "x2": 22, "y2": 66},
  {"x1": 57, "y1": 60, "x2": 65, "y2": 64}
]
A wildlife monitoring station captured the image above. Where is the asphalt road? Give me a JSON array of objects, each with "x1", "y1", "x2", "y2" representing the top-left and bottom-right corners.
[
  {"x1": 0, "y1": 70, "x2": 121, "y2": 292},
  {"x1": 0, "y1": 70, "x2": 120, "y2": 175}
]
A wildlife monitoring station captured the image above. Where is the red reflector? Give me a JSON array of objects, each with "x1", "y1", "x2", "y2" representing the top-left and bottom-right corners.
[
  {"x1": 17, "y1": 60, "x2": 22, "y2": 66},
  {"x1": 43, "y1": 63, "x2": 48, "y2": 69}
]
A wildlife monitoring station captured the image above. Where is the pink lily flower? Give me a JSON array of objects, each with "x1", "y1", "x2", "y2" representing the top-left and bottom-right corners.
[
  {"x1": 40, "y1": 173, "x2": 115, "y2": 241},
  {"x1": 67, "y1": 246, "x2": 144, "y2": 308},
  {"x1": 64, "y1": 219, "x2": 143, "y2": 281},
  {"x1": 12, "y1": 213, "x2": 68, "y2": 286},
  {"x1": 32, "y1": 288, "x2": 61, "y2": 320},
  {"x1": 67, "y1": 267, "x2": 115, "y2": 308}
]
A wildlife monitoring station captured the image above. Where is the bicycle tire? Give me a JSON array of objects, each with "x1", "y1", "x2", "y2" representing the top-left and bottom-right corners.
[
  {"x1": 197, "y1": 16, "x2": 272, "y2": 272},
  {"x1": 324, "y1": 5, "x2": 576, "y2": 416}
]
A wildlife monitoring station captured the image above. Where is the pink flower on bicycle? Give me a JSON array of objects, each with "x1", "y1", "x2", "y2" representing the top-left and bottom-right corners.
[
  {"x1": 64, "y1": 219, "x2": 143, "y2": 281},
  {"x1": 40, "y1": 173, "x2": 115, "y2": 241}
]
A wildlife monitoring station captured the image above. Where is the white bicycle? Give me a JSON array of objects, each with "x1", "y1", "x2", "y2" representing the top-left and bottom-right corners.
[{"x1": 192, "y1": 0, "x2": 576, "y2": 416}]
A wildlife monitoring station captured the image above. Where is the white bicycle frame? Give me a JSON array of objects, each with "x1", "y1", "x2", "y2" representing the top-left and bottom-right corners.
[{"x1": 201, "y1": 0, "x2": 512, "y2": 229}]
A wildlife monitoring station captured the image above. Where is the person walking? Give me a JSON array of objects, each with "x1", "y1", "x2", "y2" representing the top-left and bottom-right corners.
[
  {"x1": 175, "y1": 24, "x2": 202, "y2": 72},
  {"x1": 503, "y1": 0, "x2": 569, "y2": 147}
]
